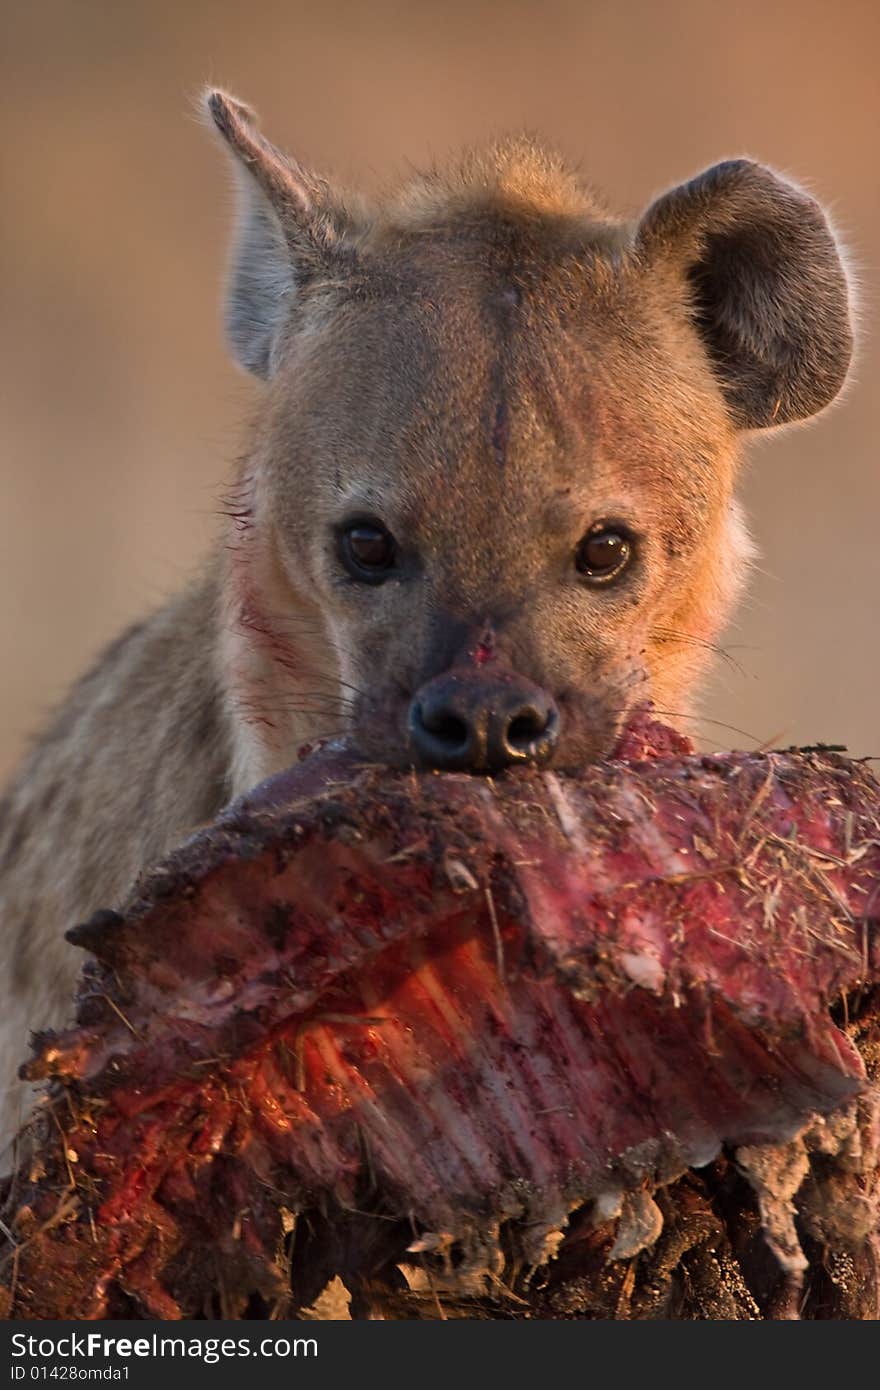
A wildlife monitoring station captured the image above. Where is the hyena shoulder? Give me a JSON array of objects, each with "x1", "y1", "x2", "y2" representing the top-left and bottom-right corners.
[{"x1": 0, "y1": 575, "x2": 231, "y2": 989}]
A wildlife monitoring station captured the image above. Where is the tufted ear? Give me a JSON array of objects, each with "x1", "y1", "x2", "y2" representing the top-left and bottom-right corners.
[
  {"x1": 636, "y1": 160, "x2": 854, "y2": 429},
  {"x1": 204, "y1": 89, "x2": 357, "y2": 378}
]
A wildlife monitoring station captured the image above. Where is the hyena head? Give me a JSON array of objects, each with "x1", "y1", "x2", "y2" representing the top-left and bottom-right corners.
[{"x1": 206, "y1": 92, "x2": 853, "y2": 787}]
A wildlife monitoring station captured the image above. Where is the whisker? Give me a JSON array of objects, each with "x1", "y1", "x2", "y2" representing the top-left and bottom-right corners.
[
  {"x1": 650, "y1": 626, "x2": 748, "y2": 680},
  {"x1": 633, "y1": 707, "x2": 765, "y2": 747}
]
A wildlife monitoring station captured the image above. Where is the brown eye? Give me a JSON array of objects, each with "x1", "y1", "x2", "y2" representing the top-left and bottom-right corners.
[
  {"x1": 340, "y1": 522, "x2": 397, "y2": 582},
  {"x1": 575, "y1": 525, "x2": 633, "y2": 583}
]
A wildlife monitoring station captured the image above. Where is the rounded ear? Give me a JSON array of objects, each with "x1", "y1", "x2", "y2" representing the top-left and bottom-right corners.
[{"x1": 636, "y1": 160, "x2": 854, "y2": 429}]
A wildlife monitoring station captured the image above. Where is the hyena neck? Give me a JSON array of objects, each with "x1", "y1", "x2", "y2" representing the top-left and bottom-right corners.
[{"x1": 216, "y1": 491, "x2": 341, "y2": 801}]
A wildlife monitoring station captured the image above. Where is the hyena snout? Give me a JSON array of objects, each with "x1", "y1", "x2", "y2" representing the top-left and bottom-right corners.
[{"x1": 408, "y1": 670, "x2": 560, "y2": 773}]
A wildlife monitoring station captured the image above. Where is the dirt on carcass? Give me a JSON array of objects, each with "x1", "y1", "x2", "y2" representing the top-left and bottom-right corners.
[{"x1": 2, "y1": 712, "x2": 879, "y2": 1320}]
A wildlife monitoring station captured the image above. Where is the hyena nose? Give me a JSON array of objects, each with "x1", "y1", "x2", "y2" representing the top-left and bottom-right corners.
[{"x1": 408, "y1": 673, "x2": 560, "y2": 772}]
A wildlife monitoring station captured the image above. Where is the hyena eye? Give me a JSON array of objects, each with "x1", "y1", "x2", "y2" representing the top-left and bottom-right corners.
[
  {"x1": 575, "y1": 524, "x2": 633, "y2": 584},
  {"x1": 339, "y1": 521, "x2": 398, "y2": 582}
]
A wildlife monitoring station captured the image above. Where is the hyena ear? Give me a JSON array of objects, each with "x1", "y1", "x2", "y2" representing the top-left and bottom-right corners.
[
  {"x1": 204, "y1": 89, "x2": 356, "y2": 378},
  {"x1": 636, "y1": 160, "x2": 854, "y2": 429}
]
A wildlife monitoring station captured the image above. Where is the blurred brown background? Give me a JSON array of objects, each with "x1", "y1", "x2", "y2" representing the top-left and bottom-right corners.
[{"x1": 1, "y1": 0, "x2": 877, "y2": 780}]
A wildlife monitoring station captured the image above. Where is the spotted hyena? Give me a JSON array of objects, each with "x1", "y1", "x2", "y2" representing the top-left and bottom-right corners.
[{"x1": 0, "y1": 91, "x2": 853, "y2": 1148}]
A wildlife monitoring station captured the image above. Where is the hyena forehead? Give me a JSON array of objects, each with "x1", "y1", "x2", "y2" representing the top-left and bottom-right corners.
[
  {"x1": 263, "y1": 247, "x2": 732, "y2": 553},
  {"x1": 207, "y1": 91, "x2": 853, "y2": 467}
]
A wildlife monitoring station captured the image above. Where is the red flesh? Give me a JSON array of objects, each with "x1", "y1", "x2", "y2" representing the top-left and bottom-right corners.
[{"x1": 3, "y1": 711, "x2": 879, "y2": 1319}]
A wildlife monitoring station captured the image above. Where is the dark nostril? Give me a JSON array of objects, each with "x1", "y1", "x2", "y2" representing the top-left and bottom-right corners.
[
  {"x1": 507, "y1": 708, "x2": 546, "y2": 750},
  {"x1": 497, "y1": 700, "x2": 560, "y2": 766},
  {"x1": 419, "y1": 705, "x2": 469, "y2": 749},
  {"x1": 409, "y1": 694, "x2": 483, "y2": 770}
]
